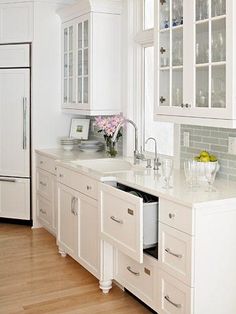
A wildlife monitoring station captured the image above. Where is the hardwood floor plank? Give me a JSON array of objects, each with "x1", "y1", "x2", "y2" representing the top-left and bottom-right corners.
[{"x1": 0, "y1": 224, "x2": 152, "y2": 314}]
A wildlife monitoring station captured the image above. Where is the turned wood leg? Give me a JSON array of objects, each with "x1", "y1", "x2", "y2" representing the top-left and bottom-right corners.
[
  {"x1": 99, "y1": 280, "x2": 112, "y2": 294},
  {"x1": 58, "y1": 248, "x2": 67, "y2": 257}
]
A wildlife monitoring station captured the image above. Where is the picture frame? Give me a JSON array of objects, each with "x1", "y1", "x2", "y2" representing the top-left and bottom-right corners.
[{"x1": 69, "y1": 118, "x2": 90, "y2": 140}]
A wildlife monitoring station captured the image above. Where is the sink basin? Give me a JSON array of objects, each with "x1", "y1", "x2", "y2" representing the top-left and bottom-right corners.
[{"x1": 70, "y1": 158, "x2": 143, "y2": 173}]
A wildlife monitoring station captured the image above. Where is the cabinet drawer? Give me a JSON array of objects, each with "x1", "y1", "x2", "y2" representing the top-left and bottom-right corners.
[
  {"x1": 36, "y1": 154, "x2": 56, "y2": 175},
  {"x1": 159, "y1": 198, "x2": 194, "y2": 235},
  {"x1": 57, "y1": 166, "x2": 98, "y2": 199},
  {"x1": 37, "y1": 195, "x2": 52, "y2": 227},
  {"x1": 157, "y1": 270, "x2": 193, "y2": 314},
  {"x1": 159, "y1": 223, "x2": 193, "y2": 286},
  {"x1": 115, "y1": 251, "x2": 156, "y2": 309},
  {"x1": 100, "y1": 183, "x2": 143, "y2": 263},
  {"x1": 36, "y1": 169, "x2": 53, "y2": 201}
]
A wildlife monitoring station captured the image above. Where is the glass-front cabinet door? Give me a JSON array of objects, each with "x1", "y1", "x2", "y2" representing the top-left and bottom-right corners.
[{"x1": 156, "y1": 0, "x2": 234, "y2": 120}]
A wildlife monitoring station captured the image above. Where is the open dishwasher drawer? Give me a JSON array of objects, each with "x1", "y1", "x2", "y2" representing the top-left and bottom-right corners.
[{"x1": 100, "y1": 182, "x2": 158, "y2": 263}]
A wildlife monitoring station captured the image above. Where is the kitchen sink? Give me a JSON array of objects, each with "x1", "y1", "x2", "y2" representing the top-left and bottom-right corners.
[{"x1": 69, "y1": 158, "x2": 144, "y2": 173}]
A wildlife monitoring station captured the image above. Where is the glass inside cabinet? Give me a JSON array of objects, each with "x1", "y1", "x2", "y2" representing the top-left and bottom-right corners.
[
  {"x1": 77, "y1": 20, "x2": 89, "y2": 105},
  {"x1": 158, "y1": 0, "x2": 183, "y2": 108},
  {"x1": 195, "y1": 0, "x2": 226, "y2": 109},
  {"x1": 63, "y1": 26, "x2": 74, "y2": 104}
]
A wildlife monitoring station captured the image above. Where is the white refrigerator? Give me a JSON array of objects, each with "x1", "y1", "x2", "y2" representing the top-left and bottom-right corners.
[{"x1": 0, "y1": 44, "x2": 31, "y2": 220}]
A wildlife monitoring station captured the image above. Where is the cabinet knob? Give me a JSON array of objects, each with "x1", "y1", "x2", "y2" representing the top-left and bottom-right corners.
[
  {"x1": 185, "y1": 103, "x2": 191, "y2": 108},
  {"x1": 160, "y1": 96, "x2": 166, "y2": 104},
  {"x1": 55, "y1": 167, "x2": 57, "y2": 171},
  {"x1": 40, "y1": 161, "x2": 43, "y2": 164},
  {"x1": 59, "y1": 174, "x2": 64, "y2": 178},
  {"x1": 168, "y1": 213, "x2": 175, "y2": 219},
  {"x1": 86, "y1": 185, "x2": 92, "y2": 190}
]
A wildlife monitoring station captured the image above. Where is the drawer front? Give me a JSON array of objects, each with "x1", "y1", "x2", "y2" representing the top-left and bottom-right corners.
[
  {"x1": 37, "y1": 195, "x2": 52, "y2": 226},
  {"x1": 36, "y1": 169, "x2": 53, "y2": 200},
  {"x1": 157, "y1": 270, "x2": 193, "y2": 314},
  {"x1": 159, "y1": 198, "x2": 194, "y2": 235},
  {"x1": 36, "y1": 154, "x2": 56, "y2": 175},
  {"x1": 115, "y1": 251, "x2": 156, "y2": 308},
  {"x1": 159, "y1": 223, "x2": 193, "y2": 286},
  {"x1": 57, "y1": 166, "x2": 98, "y2": 200},
  {"x1": 100, "y1": 183, "x2": 143, "y2": 263}
]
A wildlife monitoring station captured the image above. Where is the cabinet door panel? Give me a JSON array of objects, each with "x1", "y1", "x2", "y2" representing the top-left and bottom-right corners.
[
  {"x1": 58, "y1": 183, "x2": 78, "y2": 259},
  {"x1": 0, "y1": 3, "x2": 33, "y2": 43}
]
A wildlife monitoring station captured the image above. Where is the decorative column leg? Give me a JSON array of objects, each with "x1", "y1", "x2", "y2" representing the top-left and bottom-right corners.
[
  {"x1": 58, "y1": 247, "x2": 67, "y2": 257},
  {"x1": 99, "y1": 280, "x2": 112, "y2": 294}
]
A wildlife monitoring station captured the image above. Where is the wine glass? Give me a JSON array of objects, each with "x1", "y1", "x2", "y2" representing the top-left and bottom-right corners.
[
  {"x1": 184, "y1": 160, "x2": 199, "y2": 188},
  {"x1": 162, "y1": 159, "x2": 173, "y2": 189},
  {"x1": 204, "y1": 162, "x2": 218, "y2": 192}
]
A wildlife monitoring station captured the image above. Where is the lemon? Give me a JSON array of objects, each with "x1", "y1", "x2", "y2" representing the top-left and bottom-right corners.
[
  {"x1": 209, "y1": 155, "x2": 217, "y2": 162},
  {"x1": 200, "y1": 150, "x2": 210, "y2": 158},
  {"x1": 200, "y1": 156, "x2": 210, "y2": 162}
]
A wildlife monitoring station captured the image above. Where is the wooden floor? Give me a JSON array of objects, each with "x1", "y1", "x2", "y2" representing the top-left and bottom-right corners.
[{"x1": 0, "y1": 224, "x2": 152, "y2": 314}]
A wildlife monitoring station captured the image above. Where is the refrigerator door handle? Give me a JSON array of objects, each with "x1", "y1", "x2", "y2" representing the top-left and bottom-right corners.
[
  {"x1": 23, "y1": 97, "x2": 27, "y2": 150},
  {"x1": 0, "y1": 178, "x2": 16, "y2": 183}
]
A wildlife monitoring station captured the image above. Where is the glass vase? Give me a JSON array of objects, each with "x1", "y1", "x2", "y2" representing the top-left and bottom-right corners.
[{"x1": 105, "y1": 138, "x2": 118, "y2": 158}]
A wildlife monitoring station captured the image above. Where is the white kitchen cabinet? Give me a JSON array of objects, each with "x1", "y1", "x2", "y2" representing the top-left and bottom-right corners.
[
  {"x1": 0, "y1": 2, "x2": 33, "y2": 43},
  {"x1": 58, "y1": 0, "x2": 121, "y2": 115},
  {"x1": 155, "y1": 0, "x2": 236, "y2": 127},
  {"x1": 57, "y1": 183, "x2": 79, "y2": 260},
  {"x1": 57, "y1": 166, "x2": 100, "y2": 278},
  {"x1": 36, "y1": 153, "x2": 57, "y2": 235}
]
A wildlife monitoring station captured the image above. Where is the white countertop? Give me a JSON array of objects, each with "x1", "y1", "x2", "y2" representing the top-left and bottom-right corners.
[{"x1": 36, "y1": 148, "x2": 236, "y2": 207}]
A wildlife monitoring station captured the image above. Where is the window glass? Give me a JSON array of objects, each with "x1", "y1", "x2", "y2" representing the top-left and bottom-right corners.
[
  {"x1": 144, "y1": 46, "x2": 174, "y2": 155},
  {"x1": 144, "y1": 0, "x2": 154, "y2": 29}
]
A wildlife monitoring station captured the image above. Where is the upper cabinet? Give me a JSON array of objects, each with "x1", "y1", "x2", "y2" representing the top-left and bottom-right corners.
[
  {"x1": 0, "y1": 2, "x2": 33, "y2": 43},
  {"x1": 155, "y1": 0, "x2": 236, "y2": 127},
  {"x1": 58, "y1": 0, "x2": 122, "y2": 115}
]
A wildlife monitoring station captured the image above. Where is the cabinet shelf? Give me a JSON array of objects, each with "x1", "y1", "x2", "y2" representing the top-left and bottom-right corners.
[{"x1": 159, "y1": 24, "x2": 183, "y2": 33}]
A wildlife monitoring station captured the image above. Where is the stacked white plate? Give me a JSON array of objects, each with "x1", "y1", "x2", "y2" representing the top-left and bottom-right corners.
[
  {"x1": 78, "y1": 140, "x2": 104, "y2": 152},
  {"x1": 60, "y1": 137, "x2": 79, "y2": 151}
]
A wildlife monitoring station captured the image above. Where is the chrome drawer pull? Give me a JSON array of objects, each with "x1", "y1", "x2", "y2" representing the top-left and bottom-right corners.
[
  {"x1": 165, "y1": 248, "x2": 183, "y2": 259},
  {"x1": 168, "y1": 213, "x2": 175, "y2": 219},
  {"x1": 86, "y1": 185, "x2": 92, "y2": 190},
  {"x1": 39, "y1": 181, "x2": 47, "y2": 187},
  {"x1": 71, "y1": 197, "x2": 78, "y2": 216},
  {"x1": 110, "y1": 216, "x2": 123, "y2": 224},
  {"x1": 40, "y1": 208, "x2": 46, "y2": 215},
  {"x1": 164, "y1": 295, "x2": 182, "y2": 309},
  {"x1": 127, "y1": 266, "x2": 140, "y2": 276},
  {"x1": 0, "y1": 178, "x2": 16, "y2": 183}
]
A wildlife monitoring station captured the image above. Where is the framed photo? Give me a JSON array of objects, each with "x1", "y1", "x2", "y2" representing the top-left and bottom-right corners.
[{"x1": 69, "y1": 118, "x2": 90, "y2": 140}]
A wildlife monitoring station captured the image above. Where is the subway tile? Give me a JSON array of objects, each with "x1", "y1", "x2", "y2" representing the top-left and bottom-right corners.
[
  {"x1": 228, "y1": 175, "x2": 236, "y2": 182},
  {"x1": 210, "y1": 145, "x2": 228, "y2": 153},
  {"x1": 201, "y1": 137, "x2": 219, "y2": 144}
]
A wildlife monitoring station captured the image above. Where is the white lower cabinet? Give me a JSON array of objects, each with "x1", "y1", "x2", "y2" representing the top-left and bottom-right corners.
[
  {"x1": 114, "y1": 251, "x2": 156, "y2": 310},
  {"x1": 157, "y1": 269, "x2": 193, "y2": 314},
  {"x1": 57, "y1": 166, "x2": 100, "y2": 278}
]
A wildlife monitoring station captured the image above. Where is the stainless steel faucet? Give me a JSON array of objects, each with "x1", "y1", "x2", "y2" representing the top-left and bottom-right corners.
[
  {"x1": 145, "y1": 137, "x2": 161, "y2": 171},
  {"x1": 112, "y1": 118, "x2": 143, "y2": 165}
]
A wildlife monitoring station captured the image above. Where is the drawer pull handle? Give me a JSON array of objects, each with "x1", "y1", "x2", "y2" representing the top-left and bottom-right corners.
[
  {"x1": 127, "y1": 266, "x2": 140, "y2": 276},
  {"x1": 40, "y1": 208, "x2": 46, "y2": 215},
  {"x1": 110, "y1": 216, "x2": 123, "y2": 224},
  {"x1": 144, "y1": 267, "x2": 151, "y2": 276},
  {"x1": 55, "y1": 167, "x2": 57, "y2": 171},
  {"x1": 39, "y1": 181, "x2": 47, "y2": 187},
  {"x1": 71, "y1": 197, "x2": 78, "y2": 216},
  {"x1": 165, "y1": 248, "x2": 183, "y2": 259},
  {"x1": 86, "y1": 185, "x2": 92, "y2": 190},
  {"x1": 168, "y1": 213, "x2": 175, "y2": 219},
  {"x1": 164, "y1": 295, "x2": 182, "y2": 309},
  {"x1": 59, "y1": 174, "x2": 64, "y2": 178},
  {"x1": 128, "y1": 208, "x2": 134, "y2": 215}
]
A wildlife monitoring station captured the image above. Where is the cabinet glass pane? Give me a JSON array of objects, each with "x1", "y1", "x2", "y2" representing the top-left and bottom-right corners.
[
  {"x1": 84, "y1": 20, "x2": 88, "y2": 48},
  {"x1": 69, "y1": 78, "x2": 73, "y2": 102},
  {"x1": 172, "y1": 69, "x2": 183, "y2": 106},
  {"x1": 144, "y1": 0, "x2": 154, "y2": 29},
  {"x1": 64, "y1": 79, "x2": 67, "y2": 102},
  {"x1": 78, "y1": 50, "x2": 82, "y2": 76},
  {"x1": 172, "y1": 0, "x2": 183, "y2": 27},
  {"x1": 69, "y1": 52, "x2": 73, "y2": 76},
  {"x1": 78, "y1": 23, "x2": 82, "y2": 49},
  {"x1": 160, "y1": 31, "x2": 170, "y2": 67},
  {"x1": 212, "y1": 65, "x2": 226, "y2": 108},
  {"x1": 196, "y1": 0, "x2": 209, "y2": 21},
  {"x1": 196, "y1": 23, "x2": 209, "y2": 64},
  {"x1": 172, "y1": 28, "x2": 183, "y2": 66},
  {"x1": 84, "y1": 48, "x2": 88, "y2": 76},
  {"x1": 212, "y1": 0, "x2": 226, "y2": 17},
  {"x1": 78, "y1": 78, "x2": 82, "y2": 103},
  {"x1": 159, "y1": 70, "x2": 170, "y2": 106},
  {"x1": 196, "y1": 67, "x2": 209, "y2": 107},
  {"x1": 64, "y1": 54, "x2": 68, "y2": 77},
  {"x1": 69, "y1": 26, "x2": 73, "y2": 51},
  {"x1": 64, "y1": 28, "x2": 68, "y2": 52},
  {"x1": 83, "y1": 77, "x2": 88, "y2": 103},
  {"x1": 159, "y1": 0, "x2": 170, "y2": 29},
  {"x1": 212, "y1": 18, "x2": 226, "y2": 62}
]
